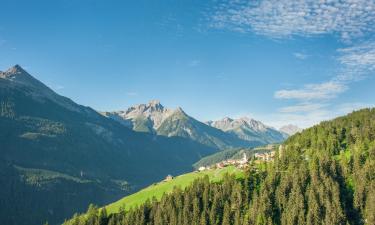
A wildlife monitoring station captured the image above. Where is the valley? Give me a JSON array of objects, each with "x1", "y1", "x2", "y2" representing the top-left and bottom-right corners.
[
  {"x1": 0, "y1": 65, "x2": 288, "y2": 225},
  {"x1": 63, "y1": 108, "x2": 375, "y2": 225}
]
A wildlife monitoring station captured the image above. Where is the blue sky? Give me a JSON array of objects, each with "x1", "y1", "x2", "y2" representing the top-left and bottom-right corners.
[{"x1": 1, "y1": 0, "x2": 375, "y2": 128}]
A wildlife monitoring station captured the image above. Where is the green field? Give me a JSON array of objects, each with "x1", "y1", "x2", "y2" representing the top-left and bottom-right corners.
[{"x1": 105, "y1": 166, "x2": 244, "y2": 214}]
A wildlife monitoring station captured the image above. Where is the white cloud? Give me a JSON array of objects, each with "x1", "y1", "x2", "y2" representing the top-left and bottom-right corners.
[
  {"x1": 250, "y1": 108, "x2": 331, "y2": 129},
  {"x1": 293, "y1": 52, "x2": 309, "y2": 60},
  {"x1": 263, "y1": 102, "x2": 374, "y2": 129},
  {"x1": 274, "y1": 81, "x2": 347, "y2": 100},
  {"x1": 337, "y1": 40, "x2": 375, "y2": 82},
  {"x1": 278, "y1": 103, "x2": 327, "y2": 113},
  {"x1": 208, "y1": 0, "x2": 375, "y2": 127},
  {"x1": 337, "y1": 102, "x2": 374, "y2": 114},
  {"x1": 210, "y1": 0, "x2": 375, "y2": 42}
]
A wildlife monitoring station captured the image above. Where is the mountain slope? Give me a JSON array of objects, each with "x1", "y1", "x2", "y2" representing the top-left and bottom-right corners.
[
  {"x1": 0, "y1": 65, "x2": 215, "y2": 225},
  {"x1": 104, "y1": 102, "x2": 264, "y2": 149},
  {"x1": 65, "y1": 108, "x2": 375, "y2": 225},
  {"x1": 207, "y1": 117, "x2": 286, "y2": 145},
  {"x1": 102, "y1": 100, "x2": 174, "y2": 133},
  {"x1": 279, "y1": 124, "x2": 302, "y2": 136}
]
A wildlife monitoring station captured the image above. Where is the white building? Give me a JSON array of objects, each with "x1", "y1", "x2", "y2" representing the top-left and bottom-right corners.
[
  {"x1": 198, "y1": 166, "x2": 207, "y2": 172},
  {"x1": 239, "y1": 153, "x2": 248, "y2": 165}
]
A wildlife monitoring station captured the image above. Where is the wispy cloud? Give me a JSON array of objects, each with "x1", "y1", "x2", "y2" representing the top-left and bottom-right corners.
[
  {"x1": 210, "y1": 0, "x2": 375, "y2": 42},
  {"x1": 275, "y1": 81, "x2": 347, "y2": 100},
  {"x1": 278, "y1": 103, "x2": 327, "y2": 113},
  {"x1": 208, "y1": 0, "x2": 375, "y2": 127},
  {"x1": 337, "y1": 102, "x2": 374, "y2": 114},
  {"x1": 293, "y1": 52, "x2": 308, "y2": 60},
  {"x1": 337, "y1": 40, "x2": 375, "y2": 81},
  {"x1": 259, "y1": 102, "x2": 374, "y2": 128}
]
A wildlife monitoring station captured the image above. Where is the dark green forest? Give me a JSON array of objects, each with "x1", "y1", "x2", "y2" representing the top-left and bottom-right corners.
[
  {"x1": 64, "y1": 108, "x2": 375, "y2": 225},
  {"x1": 0, "y1": 66, "x2": 217, "y2": 225}
]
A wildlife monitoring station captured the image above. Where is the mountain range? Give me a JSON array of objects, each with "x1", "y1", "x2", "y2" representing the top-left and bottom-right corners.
[
  {"x1": 207, "y1": 117, "x2": 287, "y2": 145},
  {"x1": 0, "y1": 65, "x2": 216, "y2": 225},
  {"x1": 63, "y1": 108, "x2": 375, "y2": 225},
  {"x1": 279, "y1": 124, "x2": 303, "y2": 135},
  {"x1": 0, "y1": 65, "x2": 296, "y2": 225},
  {"x1": 103, "y1": 101, "x2": 289, "y2": 149}
]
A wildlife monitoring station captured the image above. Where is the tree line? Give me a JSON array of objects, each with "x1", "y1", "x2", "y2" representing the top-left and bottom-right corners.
[{"x1": 63, "y1": 108, "x2": 375, "y2": 225}]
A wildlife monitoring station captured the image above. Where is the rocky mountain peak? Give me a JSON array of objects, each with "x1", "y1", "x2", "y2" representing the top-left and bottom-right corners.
[
  {"x1": 174, "y1": 107, "x2": 186, "y2": 114},
  {"x1": 124, "y1": 101, "x2": 163, "y2": 115},
  {"x1": 222, "y1": 117, "x2": 234, "y2": 122},
  {"x1": 149, "y1": 99, "x2": 161, "y2": 106},
  {"x1": 0, "y1": 65, "x2": 84, "y2": 114},
  {"x1": 1, "y1": 65, "x2": 28, "y2": 79},
  {"x1": 279, "y1": 124, "x2": 302, "y2": 136},
  {"x1": 107, "y1": 101, "x2": 186, "y2": 131},
  {"x1": 148, "y1": 100, "x2": 164, "y2": 111},
  {"x1": 8, "y1": 64, "x2": 26, "y2": 73},
  {"x1": 209, "y1": 116, "x2": 271, "y2": 132}
]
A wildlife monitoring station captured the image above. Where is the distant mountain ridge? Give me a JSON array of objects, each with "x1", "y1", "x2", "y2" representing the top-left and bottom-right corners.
[
  {"x1": 104, "y1": 101, "x2": 288, "y2": 149},
  {"x1": 207, "y1": 116, "x2": 286, "y2": 145},
  {"x1": 102, "y1": 100, "x2": 175, "y2": 133},
  {"x1": 0, "y1": 65, "x2": 216, "y2": 225},
  {"x1": 103, "y1": 101, "x2": 253, "y2": 149},
  {"x1": 279, "y1": 124, "x2": 302, "y2": 136}
]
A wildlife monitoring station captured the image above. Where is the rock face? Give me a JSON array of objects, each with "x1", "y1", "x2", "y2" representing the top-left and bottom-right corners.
[
  {"x1": 0, "y1": 65, "x2": 91, "y2": 114},
  {"x1": 105, "y1": 103, "x2": 288, "y2": 149},
  {"x1": 279, "y1": 124, "x2": 302, "y2": 136},
  {"x1": 103, "y1": 100, "x2": 175, "y2": 132},
  {"x1": 207, "y1": 117, "x2": 287, "y2": 145},
  {"x1": 104, "y1": 102, "x2": 254, "y2": 149},
  {"x1": 207, "y1": 117, "x2": 269, "y2": 132}
]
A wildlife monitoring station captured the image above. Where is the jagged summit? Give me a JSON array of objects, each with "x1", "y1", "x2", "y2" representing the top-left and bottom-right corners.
[
  {"x1": 125, "y1": 100, "x2": 165, "y2": 114},
  {"x1": 208, "y1": 116, "x2": 268, "y2": 132},
  {"x1": 174, "y1": 106, "x2": 188, "y2": 116},
  {"x1": 104, "y1": 101, "x2": 251, "y2": 149},
  {"x1": 1, "y1": 65, "x2": 29, "y2": 80},
  {"x1": 105, "y1": 101, "x2": 179, "y2": 131},
  {"x1": 279, "y1": 124, "x2": 302, "y2": 136},
  {"x1": 0, "y1": 65, "x2": 87, "y2": 113},
  {"x1": 0, "y1": 64, "x2": 24, "y2": 74},
  {"x1": 7, "y1": 64, "x2": 26, "y2": 73},
  {"x1": 207, "y1": 116, "x2": 286, "y2": 144},
  {"x1": 149, "y1": 99, "x2": 161, "y2": 106}
]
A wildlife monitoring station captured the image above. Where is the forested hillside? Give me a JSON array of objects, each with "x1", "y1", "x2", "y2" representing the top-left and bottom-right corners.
[
  {"x1": 0, "y1": 66, "x2": 216, "y2": 225},
  {"x1": 64, "y1": 108, "x2": 375, "y2": 225}
]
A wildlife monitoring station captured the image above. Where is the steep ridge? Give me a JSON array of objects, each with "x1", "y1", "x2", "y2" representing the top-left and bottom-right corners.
[
  {"x1": 104, "y1": 103, "x2": 285, "y2": 149},
  {"x1": 207, "y1": 117, "x2": 286, "y2": 145},
  {"x1": 279, "y1": 124, "x2": 302, "y2": 136},
  {"x1": 0, "y1": 65, "x2": 215, "y2": 225}
]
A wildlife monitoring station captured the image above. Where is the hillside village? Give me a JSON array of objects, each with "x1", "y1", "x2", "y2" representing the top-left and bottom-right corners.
[
  {"x1": 197, "y1": 147, "x2": 279, "y2": 172},
  {"x1": 162, "y1": 145, "x2": 283, "y2": 182}
]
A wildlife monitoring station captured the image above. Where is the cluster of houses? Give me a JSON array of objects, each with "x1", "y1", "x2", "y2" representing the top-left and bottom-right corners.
[
  {"x1": 197, "y1": 149, "x2": 278, "y2": 172},
  {"x1": 164, "y1": 148, "x2": 281, "y2": 181},
  {"x1": 253, "y1": 151, "x2": 276, "y2": 162},
  {"x1": 198, "y1": 153, "x2": 249, "y2": 172}
]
